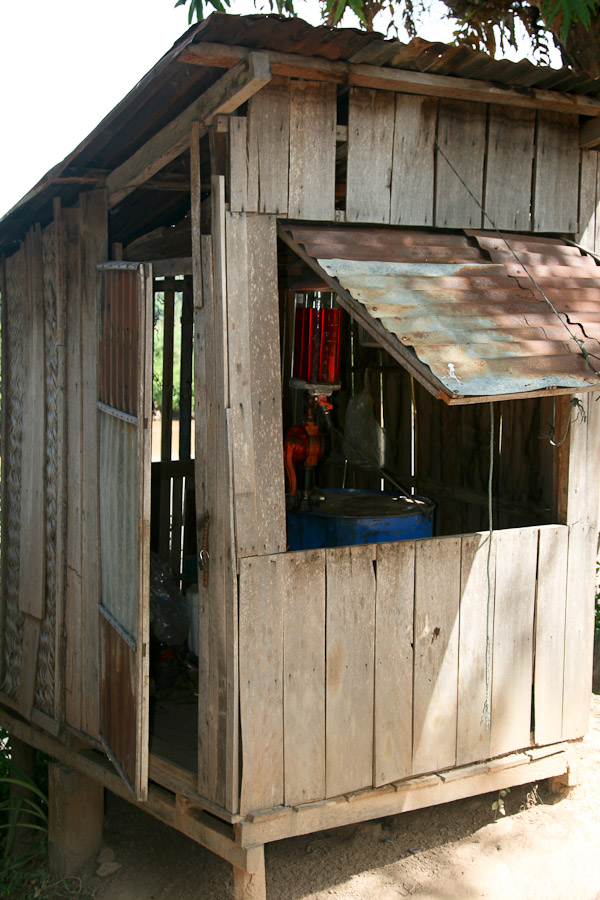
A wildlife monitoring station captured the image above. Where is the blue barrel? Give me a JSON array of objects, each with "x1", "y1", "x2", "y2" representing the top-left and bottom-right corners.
[{"x1": 286, "y1": 489, "x2": 434, "y2": 551}]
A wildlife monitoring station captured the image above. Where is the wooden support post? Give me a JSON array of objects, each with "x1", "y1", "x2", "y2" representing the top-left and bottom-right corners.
[
  {"x1": 48, "y1": 763, "x2": 104, "y2": 877},
  {"x1": 233, "y1": 845, "x2": 266, "y2": 900}
]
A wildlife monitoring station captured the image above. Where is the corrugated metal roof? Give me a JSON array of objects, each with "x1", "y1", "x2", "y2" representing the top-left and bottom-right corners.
[
  {"x1": 2, "y1": 13, "x2": 600, "y2": 255},
  {"x1": 279, "y1": 223, "x2": 600, "y2": 402}
]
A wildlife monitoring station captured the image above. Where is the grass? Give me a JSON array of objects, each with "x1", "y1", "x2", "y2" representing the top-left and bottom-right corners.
[{"x1": 0, "y1": 730, "x2": 94, "y2": 900}]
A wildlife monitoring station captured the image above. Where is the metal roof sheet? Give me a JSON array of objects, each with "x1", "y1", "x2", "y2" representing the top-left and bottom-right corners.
[{"x1": 279, "y1": 223, "x2": 600, "y2": 402}]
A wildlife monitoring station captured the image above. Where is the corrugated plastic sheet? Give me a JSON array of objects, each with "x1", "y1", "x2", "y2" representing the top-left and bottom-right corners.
[{"x1": 281, "y1": 223, "x2": 600, "y2": 399}]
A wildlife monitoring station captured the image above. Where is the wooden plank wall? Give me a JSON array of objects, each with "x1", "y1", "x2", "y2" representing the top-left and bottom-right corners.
[
  {"x1": 237, "y1": 81, "x2": 587, "y2": 235},
  {"x1": 0, "y1": 216, "x2": 65, "y2": 732},
  {"x1": 238, "y1": 523, "x2": 572, "y2": 813}
]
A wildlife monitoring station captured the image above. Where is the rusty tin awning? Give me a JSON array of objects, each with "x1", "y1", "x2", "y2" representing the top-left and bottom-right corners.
[{"x1": 279, "y1": 222, "x2": 600, "y2": 404}]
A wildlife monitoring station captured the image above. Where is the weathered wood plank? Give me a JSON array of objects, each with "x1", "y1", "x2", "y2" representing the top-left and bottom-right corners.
[
  {"x1": 0, "y1": 256, "x2": 6, "y2": 688},
  {"x1": 456, "y1": 531, "x2": 496, "y2": 766},
  {"x1": 490, "y1": 527, "x2": 538, "y2": 758},
  {"x1": 247, "y1": 80, "x2": 290, "y2": 214},
  {"x1": 229, "y1": 116, "x2": 248, "y2": 214},
  {"x1": 390, "y1": 94, "x2": 437, "y2": 227},
  {"x1": 19, "y1": 225, "x2": 46, "y2": 620},
  {"x1": 485, "y1": 105, "x2": 535, "y2": 232},
  {"x1": 326, "y1": 544, "x2": 376, "y2": 798},
  {"x1": 562, "y1": 520, "x2": 597, "y2": 739},
  {"x1": 239, "y1": 555, "x2": 284, "y2": 814},
  {"x1": 283, "y1": 550, "x2": 326, "y2": 806},
  {"x1": 288, "y1": 80, "x2": 337, "y2": 221},
  {"x1": 191, "y1": 122, "x2": 203, "y2": 310},
  {"x1": 578, "y1": 149, "x2": 598, "y2": 251},
  {"x1": 64, "y1": 209, "x2": 83, "y2": 731},
  {"x1": 533, "y1": 111, "x2": 580, "y2": 233},
  {"x1": 346, "y1": 87, "x2": 395, "y2": 224},
  {"x1": 373, "y1": 541, "x2": 415, "y2": 786},
  {"x1": 534, "y1": 525, "x2": 568, "y2": 746},
  {"x1": 245, "y1": 215, "x2": 286, "y2": 555},
  {"x1": 412, "y1": 536, "x2": 461, "y2": 775},
  {"x1": 435, "y1": 100, "x2": 487, "y2": 228},
  {"x1": 225, "y1": 213, "x2": 258, "y2": 555},
  {"x1": 79, "y1": 189, "x2": 107, "y2": 741},
  {"x1": 107, "y1": 53, "x2": 272, "y2": 207},
  {"x1": 181, "y1": 42, "x2": 600, "y2": 116}
]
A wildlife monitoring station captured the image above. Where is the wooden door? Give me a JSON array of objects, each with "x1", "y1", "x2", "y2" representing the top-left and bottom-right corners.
[{"x1": 96, "y1": 262, "x2": 152, "y2": 800}]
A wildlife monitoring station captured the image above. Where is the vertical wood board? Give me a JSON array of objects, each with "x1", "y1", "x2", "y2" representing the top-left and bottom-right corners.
[
  {"x1": 229, "y1": 116, "x2": 248, "y2": 214},
  {"x1": 19, "y1": 226, "x2": 46, "y2": 621},
  {"x1": 373, "y1": 541, "x2": 415, "y2": 786},
  {"x1": 63, "y1": 209, "x2": 83, "y2": 731},
  {"x1": 239, "y1": 555, "x2": 284, "y2": 814},
  {"x1": 435, "y1": 100, "x2": 487, "y2": 228},
  {"x1": 288, "y1": 81, "x2": 337, "y2": 221},
  {"x1": 79, "y1": 189, "x2": 107, "y2": 740},
  {"x1": 246, "y1": 215, "x2": 286, "y2": 555},
  {"x1": 562, "y1": 521, "x2": 596, "y2": 739},
  {"x1": 412, "y1": 536, "x2": 461, "y2": 775},
  {"x1": 347, "y1": 88, "x2": 395, "y2": 224},
  {"x1": 283, "y1": 550, "x2": 326, "y2": 806},
  {"x1": 390, "y1": 94, "x2": 437, "y2": 227},
  {"x1": 456, "y1": 531, "x2": 496, "y2": 766},
  {"x1": 485, "y1": 105, "x2": 535, "y2": 232},
  {"x1": 490, "y1": 527, "x2": 538, "y2": 758},
  {"x1": 326, "y1": 544, "x2": 376, "y2": 798},
  {"x1": 533, "y1": 111, "x2": 580, "y2": 233},
  {"x1": 578, "y1": 149, "x2": 598, "y2": 251},
  {"x1": 247, "y1": 81, "x2": 290, "y2": 215},
  {"x1": 534, "y1": 525, "x2": 568, "y2": 746}
]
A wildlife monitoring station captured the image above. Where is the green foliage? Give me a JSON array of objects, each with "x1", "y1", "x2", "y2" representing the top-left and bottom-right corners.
[
  {"x1": 153, "y1": 290, "x2": 182, "y2": 416},
  {"x1": 491, "y1": 787, "x2": 510, "y2": 818},
  {"x1": 540, "y1": 0, "x2": 599, "y2": 38}
]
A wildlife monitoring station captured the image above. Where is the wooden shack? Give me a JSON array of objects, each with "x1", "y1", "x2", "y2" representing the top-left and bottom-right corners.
[{"x1": 2, "y1": 13, "x2": 600, "y2": 898}]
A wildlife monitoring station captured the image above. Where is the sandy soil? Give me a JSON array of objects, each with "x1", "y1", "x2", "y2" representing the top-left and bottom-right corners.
[{"x1": 76, "y1": 691, "x2": 600, "y2": 900}]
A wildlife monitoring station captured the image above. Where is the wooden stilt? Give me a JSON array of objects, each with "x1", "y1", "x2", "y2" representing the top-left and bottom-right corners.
[
  {"x1": 48, "y1": 763, "x2": 104, "y2": 877},
  {"x1": 233, "y1": 845, "x2": 266, "y2": 900}
]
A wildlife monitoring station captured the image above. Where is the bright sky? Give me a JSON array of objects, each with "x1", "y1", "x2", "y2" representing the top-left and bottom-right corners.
[{"x1": 0, "y1": 0, "x2": 558, "y2": 220}]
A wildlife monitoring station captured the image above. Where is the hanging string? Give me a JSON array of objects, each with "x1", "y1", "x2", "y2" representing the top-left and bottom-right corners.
[
  {"x1": 434, "y1": 140, "x2": 600, "y2": 380},
  {"x1": 541, "y1": 395, "x2": 587, "y2": 448},
  {"x1": 481, "y1": 401, "x2": 494, "y2": 730}
]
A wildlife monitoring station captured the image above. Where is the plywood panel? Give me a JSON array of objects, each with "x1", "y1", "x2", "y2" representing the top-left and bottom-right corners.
[
  {"x1": 435, "y1": 100, "x2": 486, "y2": 228},
  {"x1": 374, "y1": 541, "x2": 415, "y2": 786},
  {"x1": 413, "y1": 536, "x2": 461, "y2": 774},
  {"x1": 534, "y1": 525, "x2": 568, "y2": 746},
  {"x1": 390, "y1": 94, "x2": 437, "y2": 227},
  {"x1": 485, "y1": 105, "x2": 535, "y2": 232},
  {"x1": 239, "y1": 555, "x2": 284, "y2": 814},
  {"x1": 347, "y1": 87, "x2": 395, "y2": 224},
  {"x1": 288, "y1": 80, "x2": 337, "y2": 221},
  {"x1": 533, "y1": 111, "x2": 580, "y2": 233},
  {"x1": 326, "y1": 544, "x2": 376, "y2": 797},
  {"x1": 283, "y1": 550, "x2": 326, "y2": 806},
  {"x1": 457, "y1": 531, "x2": 496, "y2": 766},
  {"x1": 490, "y1": 527, "x2": 538, "y2": 758},
  {"x1": 247, "y1": 81, "x2": 290, "y2": 215},
  {"x1": 562, "y1": 521, "x2": 596, "y2": 739}
]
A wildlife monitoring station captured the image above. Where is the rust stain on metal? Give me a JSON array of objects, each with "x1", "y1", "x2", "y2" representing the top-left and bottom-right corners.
[{"x1": 281, "y1": 222, "x2": 600, "y2": 398}]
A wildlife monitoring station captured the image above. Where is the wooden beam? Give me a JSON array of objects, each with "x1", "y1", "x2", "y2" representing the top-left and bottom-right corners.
[
  {"x1": 106, "y1": 52, "x2": 272, "y2": 208},
  {"x1": 179, "y1": 42, "x2": 600, "y2": 117},
  {"x1": 580, "y1": 117, "x2": 600, "y2": 148}
]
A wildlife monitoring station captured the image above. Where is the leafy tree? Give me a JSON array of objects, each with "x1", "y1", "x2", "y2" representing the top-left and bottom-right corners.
[{"x1": 175, "y1": 0, "x2": 600, "y2": 74}]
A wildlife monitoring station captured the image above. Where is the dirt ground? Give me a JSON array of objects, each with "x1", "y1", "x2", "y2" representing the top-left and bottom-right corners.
[{"x1": 75, "y1": 688, "x2": 600, "y2": 900}]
